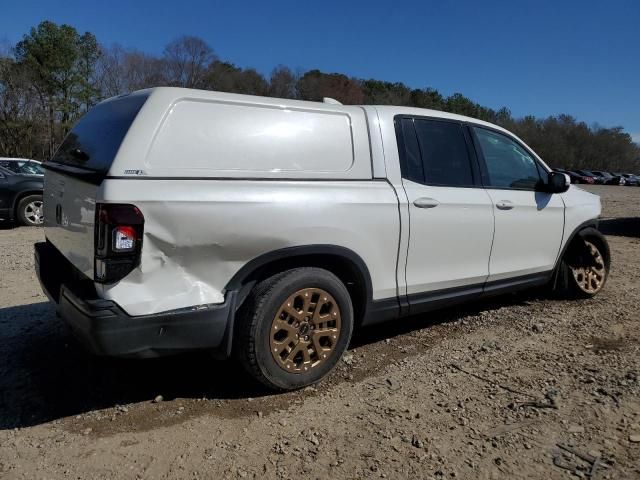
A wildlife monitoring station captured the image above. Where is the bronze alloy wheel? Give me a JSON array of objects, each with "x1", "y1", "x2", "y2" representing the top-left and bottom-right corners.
[
  {"x1": 270, "y1": 287, "x2": 342, "y2": 373},
  {"x1": 569, "y1": 240, "x2": 606, "y2": 294}
]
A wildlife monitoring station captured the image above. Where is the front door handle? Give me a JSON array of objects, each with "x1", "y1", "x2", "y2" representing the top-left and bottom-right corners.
[
  {"x1": 413, "y1": 197, "x2": 440, "y2": 209},
  {"x1": 496, "y1": 200, "x2": 514, "y2": 210}
]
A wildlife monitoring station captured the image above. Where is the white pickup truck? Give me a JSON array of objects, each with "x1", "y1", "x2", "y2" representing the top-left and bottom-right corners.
[{"x1": 35, "y1": 88, "x2": 610, "y2": 390}]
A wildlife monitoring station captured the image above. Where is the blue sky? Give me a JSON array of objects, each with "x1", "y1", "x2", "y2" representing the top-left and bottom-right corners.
[{"x1": 2, "y1": 0, "x2": 639, "y2": 141}]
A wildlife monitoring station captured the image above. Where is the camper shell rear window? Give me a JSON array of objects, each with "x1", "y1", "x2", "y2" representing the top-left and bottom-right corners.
[{"x1": 50, "y1": 94, "x2": 148, "y2": 175}]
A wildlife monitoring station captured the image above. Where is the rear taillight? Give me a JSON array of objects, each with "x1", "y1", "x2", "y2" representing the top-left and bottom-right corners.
[{"x1": 95, "y1": 203, "x2": 144, "y2": 283}]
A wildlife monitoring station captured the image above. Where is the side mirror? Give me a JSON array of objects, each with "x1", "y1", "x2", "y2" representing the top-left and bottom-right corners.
[{"x1": 545, "y1": 171, "x2": 570, "y2": 193}]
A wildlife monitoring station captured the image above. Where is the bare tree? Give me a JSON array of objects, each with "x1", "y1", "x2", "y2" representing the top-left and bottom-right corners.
[
  {"x1": 95, "y1": 44, "x2": 128, "y2": 98},
  {"x1": 163, "y1": 36, "x2": 216, "y2": 88},
  {"x1": 124, "y1": 51, "x2": 168, "y2": 91},
  {"x1": 269, "y1": 65, "x2": 298, "y2": 99},
  {"x1": 97, "y1": 44, "x2": 169, "y2": 97}
]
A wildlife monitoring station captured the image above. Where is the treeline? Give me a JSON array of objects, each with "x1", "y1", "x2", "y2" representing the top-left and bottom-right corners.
[{"x1": 1, "y1": 21, "x2": 638, "y2": 171}]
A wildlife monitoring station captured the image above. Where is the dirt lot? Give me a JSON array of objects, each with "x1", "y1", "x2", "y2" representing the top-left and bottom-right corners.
[{"x1": 0, "y1": 185, "x2": 638, "y2": 479}]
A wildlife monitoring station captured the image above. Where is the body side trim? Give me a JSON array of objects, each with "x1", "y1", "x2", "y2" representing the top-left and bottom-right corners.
[
  {"x1": 482, "y1": 271, "x2": 552, "y2": 296},
  {"x1": 406, "y1": 283, "x2": 484, "y2": 316},
  {"x1": 364, "y1": 271, "x2": 554, "y2": 326},
  {"x1": 105, "y1": 176, "x2": 386, "y2": 182},
  {"x1": 362, "y1": 297, "x2": 401, "y2": 327}
]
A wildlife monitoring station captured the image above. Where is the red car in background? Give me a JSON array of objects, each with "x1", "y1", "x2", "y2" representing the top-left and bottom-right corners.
[{"x1": 554, "y1": 168, "x2": 595, "y2": 184}]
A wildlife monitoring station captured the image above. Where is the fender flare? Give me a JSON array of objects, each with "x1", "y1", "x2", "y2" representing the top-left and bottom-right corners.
[
  {"x1": 553, "y1": 219, "x2": 604, "y2": 270},
  {"x1": 217, "y1": 245, "x2": 375, "y2": 358},
  {"x1": 224, "y1": 244, "x2": 373, "y2": 298},
  {"x1": 551, "y1": 219, "x2": 610, "y2": 287},
  {"x1": 573, "y1": 227, "x2": 611, "y2": 269}
]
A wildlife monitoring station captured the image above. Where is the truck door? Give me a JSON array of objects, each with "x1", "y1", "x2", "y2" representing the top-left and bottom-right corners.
[
  {"x1": 396, "y1": 116, "x2": 495, "y2": 313},
  {"x1": 469, "y1": 126, "x2": 564, "y2": 284}
]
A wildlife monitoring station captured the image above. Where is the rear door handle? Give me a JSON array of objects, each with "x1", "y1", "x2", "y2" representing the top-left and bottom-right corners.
[
  {"x1": 413, "y1": 197, "x2": 440, "y2": 209},
  {"x1": 496, "y1": 200, "x2": 514, "y2": 210}
]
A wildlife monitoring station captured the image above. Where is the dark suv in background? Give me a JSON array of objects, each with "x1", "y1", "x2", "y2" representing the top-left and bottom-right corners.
[{"x1": 0, "y1": 158, "x2": 45, "y2": 226}]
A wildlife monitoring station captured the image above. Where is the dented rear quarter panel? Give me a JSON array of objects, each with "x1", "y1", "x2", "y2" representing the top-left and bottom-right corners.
[{"x1": 98, "y1": 179, "x2": 400, "y2": 316}]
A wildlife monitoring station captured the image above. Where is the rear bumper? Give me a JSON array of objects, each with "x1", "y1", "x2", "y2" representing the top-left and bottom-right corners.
[{"x1": 35, "y1": 241, "x2": 236, "y2": 358}]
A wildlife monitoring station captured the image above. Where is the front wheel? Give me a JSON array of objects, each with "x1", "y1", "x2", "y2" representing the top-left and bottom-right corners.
[
  {"x1": 553, "y1": 229, "x2": 610, "y2": 298},
  {"x1": 17, "y1": 195, "x2": 44, "y2": 226},
  {"x1": 235, "y1": 267, "x2": 354, "y2": 391}
]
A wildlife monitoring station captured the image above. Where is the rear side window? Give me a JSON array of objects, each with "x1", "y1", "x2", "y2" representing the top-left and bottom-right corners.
[
  {"x1": 473, "y1": 127, "x2": 542, "y2": 190},
  {"x1": 396, "y1": 117, "x2": 475, "y2": 187},
  {"x1": 51, "y1": 95, "x2": 147, "y2": 174},
  {"x1": 397, "y1": 118, "x2": 424, "y2": 182}
]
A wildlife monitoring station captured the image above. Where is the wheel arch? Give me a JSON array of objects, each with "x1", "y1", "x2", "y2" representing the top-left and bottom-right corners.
[
  {"x1": 556, "y1": 221, "x2": 610, "y2": 267},
  {"x1": 573, "y1": 227, "x2": 611, "y2": 270},
  {"x1": 226, "y1": 245, "x2": 374, "y2": 328},
  {"x1": 552, "y1": 220, "x2": 610, "y2": 289}
]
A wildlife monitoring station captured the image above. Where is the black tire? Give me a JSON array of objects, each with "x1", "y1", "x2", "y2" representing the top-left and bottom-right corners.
[
  {"x1": 552, "y1": 228, "x2": 610, "y2": 299},
  {"x1": 235, "y1": 267, "x2": 354, "y2": 391},
  {"x1": 16, "y1": 194, "x2": 44, "y2": 226}
]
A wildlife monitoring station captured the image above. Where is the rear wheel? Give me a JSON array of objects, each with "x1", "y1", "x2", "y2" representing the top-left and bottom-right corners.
[
  {"x1": 554, "y1": 230, "x2": 610, "y2": 298},
  {"x1": 17, "y1": 195, "x2": 44, "y2": 226},
  {"x1": 235, "y1": 267, "x2": 354, "y2": 390}
]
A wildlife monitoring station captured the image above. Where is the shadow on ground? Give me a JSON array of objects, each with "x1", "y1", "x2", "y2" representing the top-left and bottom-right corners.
[
  {"x1": 599, "y1": 217, "x2": 640, "y2": 238},
  {"x1": 0, "y1": 221, "x2": 17, "y2": 230},
  {"x1": 0, "y1": 291, "x2": 540, "y2": 430},
  {"x1": 0, "y1": 302, "x2": 261, "y2": 430}
]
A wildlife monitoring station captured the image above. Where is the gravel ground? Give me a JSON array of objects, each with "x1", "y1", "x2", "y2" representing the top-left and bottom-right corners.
[{"x1": 0, "y1": 185, "x2": 639, "y2": 479}]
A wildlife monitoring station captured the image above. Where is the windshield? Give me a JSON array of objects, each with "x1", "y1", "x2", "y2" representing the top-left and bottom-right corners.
[
  {"x1": 0, "y1": 160, "x2": 44, "y2": 175},
  {"x1": 50, "y1": 94, "x2": 148, "y2": 174}
]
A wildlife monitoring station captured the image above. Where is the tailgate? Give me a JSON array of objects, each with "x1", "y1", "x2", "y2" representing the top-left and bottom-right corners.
[{"x1": 43, "y1": 169, "x2": 98, "y2": 278}]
